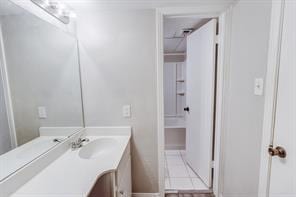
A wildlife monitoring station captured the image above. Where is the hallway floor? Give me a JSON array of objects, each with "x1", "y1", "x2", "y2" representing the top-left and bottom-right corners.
[{"x1": 165, "y1": 150, "x2": 208, "y2": 191}]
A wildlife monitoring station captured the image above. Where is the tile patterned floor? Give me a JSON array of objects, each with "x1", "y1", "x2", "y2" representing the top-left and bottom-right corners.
[{"x1": 165, "y1": 150, "x2": 208, "y2": 191}]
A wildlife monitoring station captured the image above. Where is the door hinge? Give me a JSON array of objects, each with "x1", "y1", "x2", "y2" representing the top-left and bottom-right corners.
[
  {"x1": 215, "y1": 35, "x2": 220, "y2": 44},
  {"x1": 211, "y1": 160, "x2": 215, "y2": 168}
]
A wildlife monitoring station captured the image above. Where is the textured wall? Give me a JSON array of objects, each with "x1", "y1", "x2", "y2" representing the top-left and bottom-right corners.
[
  {"x1": 76, "y1": 9, "x2": 159, "y2": 192},
  {"x1": 222, "y1": 1, "x2": 272, "y2": 197}
]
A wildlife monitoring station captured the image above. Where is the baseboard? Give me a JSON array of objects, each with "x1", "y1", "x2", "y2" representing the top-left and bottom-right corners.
[{"x1": 132, "y1": 193, "x2": 160, "y2": 197}]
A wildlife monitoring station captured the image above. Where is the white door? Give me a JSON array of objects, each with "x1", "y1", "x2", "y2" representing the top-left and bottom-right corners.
[
  {"x1": 185, "y1": 19, "x2": 217, "y2": 187},
  {"x1": 268, "y1": 2, "x2": 296, "y2": 196}
]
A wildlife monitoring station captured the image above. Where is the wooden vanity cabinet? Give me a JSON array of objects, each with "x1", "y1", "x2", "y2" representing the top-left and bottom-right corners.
[
  {"x1": 88, "y1": 142, "x2": 131, "y2": 197},
  {"x1": 115, "y1": 142, "x2": 132, "y2": 197}
]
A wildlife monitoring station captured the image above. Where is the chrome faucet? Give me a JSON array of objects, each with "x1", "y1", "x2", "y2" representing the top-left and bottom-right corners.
[
  {"x1": 71, "y1": 137, "x2": 90, "y2": 150},
  {"x1": 53, "y1": 138, "x2": 64, "y2": 143}
]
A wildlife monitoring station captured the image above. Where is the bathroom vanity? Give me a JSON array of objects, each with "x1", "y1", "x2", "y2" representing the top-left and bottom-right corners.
[
  {"x1": 1, "y1": 127, "x2": 131, "y2": 197},
  {"x1": 0, "y1": 1, "x2": 132, "y2": 196}
]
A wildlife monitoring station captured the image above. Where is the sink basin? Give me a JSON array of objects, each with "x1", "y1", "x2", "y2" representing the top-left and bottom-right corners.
[{"x1": 78, "y1": 138, "x2": 118, "y2": 159}]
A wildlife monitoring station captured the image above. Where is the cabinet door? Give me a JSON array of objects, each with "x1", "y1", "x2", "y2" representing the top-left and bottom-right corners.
[
  {"x1": 88, "y1": 173, "x2": 114, "y2": 197},
  {"x1": 117, "y1": 157, "x2": 132, "y2": 197}
]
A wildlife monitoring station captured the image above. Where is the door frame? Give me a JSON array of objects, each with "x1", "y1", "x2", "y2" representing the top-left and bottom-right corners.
[
  {"x1": 258, "y1": 1, "x2": 286, "y2": 197},
  {"x1": 156, "y1": 5, "x2": 234, "y2": 197},
  {"x1": 0, "y1": 23, "x2": 17, "y2": 148}
]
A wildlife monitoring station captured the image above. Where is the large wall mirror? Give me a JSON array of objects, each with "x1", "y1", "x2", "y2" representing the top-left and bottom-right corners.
[{"x1": 0, "y1": 0, "x2": 84, "y2": 180}]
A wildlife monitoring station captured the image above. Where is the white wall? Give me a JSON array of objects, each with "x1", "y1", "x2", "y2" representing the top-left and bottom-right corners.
[
  {"x1": 76, "y1": 9, "x2": 159, "y2": 192},
  {"x1": 164, "y1": 63, "x2": 177, "y2": 116},
  {"x1": 222, "y1": 1, "x2": 272, "y2": 197},
  {"x1": 163, "y1": 62, "x2": 186, "y2": 117}
]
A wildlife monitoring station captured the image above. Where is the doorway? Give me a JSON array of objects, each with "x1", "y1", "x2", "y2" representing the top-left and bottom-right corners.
[
  {"x1": 156, "y1": 7, "x2": 231, "y2": 197},
  {"x1": 163, "y1": 16, "x2": 218, "y2": 194}
]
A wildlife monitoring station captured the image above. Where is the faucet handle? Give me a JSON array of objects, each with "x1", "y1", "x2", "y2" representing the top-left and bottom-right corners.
[
  {"x1": 70, "y1": 137, "x2": 89, "y2": 150},
  {"x1": 70, "y1": 141, "x2": 78, "y2": 150}
]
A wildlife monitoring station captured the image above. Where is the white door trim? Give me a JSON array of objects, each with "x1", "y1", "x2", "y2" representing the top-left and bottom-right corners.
[
  {"x1": 213, "y1": 7, "x2": 233, "y2": 196},
  {"x1": 0, "y1": 23, "x2": 17, "y2": 148},
  {"x1": 156, "y1": 5, "x2": 234, "y2": 197},
  {"x1": 258, "y1": 1, "x2": 286, "y2": 197}
]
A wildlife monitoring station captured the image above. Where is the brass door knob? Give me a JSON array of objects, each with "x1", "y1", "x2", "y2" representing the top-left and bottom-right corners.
[{"x1": 268, "y1": 146, "x2": 287, "y2": 158}]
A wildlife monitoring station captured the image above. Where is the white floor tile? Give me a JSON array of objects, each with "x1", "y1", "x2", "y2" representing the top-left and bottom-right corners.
[
  {"x1": 166, "y1": 155, "x2": 185, "y2": 166},
  {"x1": 180, "y1": 150, "x2": 186, "y2": 156},
  {"x1": 165, "y1": 150, "x2": 180, "y2": 156},
  {"x1": 165, "y1": 149, "x2": 209, "y2": 191},
  {"x1": 186, "y1": 165, "x2": 198, "y2": 178},
  {"x1": 181, "y1": 154, "x2": 187, "y2": 161},
  {"x1": 165, "y1": 178, "x2": 171, "y2": 189},
  {"x1": 165, "y1": 167, "x2": 169, "y2": 178},
  {"x1": 191, "y1": 178, "x2": 208, "y2": 190},
  {"x1": 168, "y1": 165, "x2": 189, "y2": 178},
  {"x1": 170, "y1": 178, "x2": 194, "y2": 190}
]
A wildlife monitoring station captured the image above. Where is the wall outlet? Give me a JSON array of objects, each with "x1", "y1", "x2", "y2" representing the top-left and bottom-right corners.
[
  {"x1": 254, "y1": 78, "x2": 264, "y2": 96},
  {"x1": 38, "y1": 106, "x2": 47, "y2": 119},
  {"x1": 122, "y1": 105, "x2": 131, "y2": 118}
]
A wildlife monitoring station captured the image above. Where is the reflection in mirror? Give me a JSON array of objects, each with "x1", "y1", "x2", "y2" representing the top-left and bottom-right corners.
[{"x1": 0, "y1": 0, "x2": 83, "y2": 180}]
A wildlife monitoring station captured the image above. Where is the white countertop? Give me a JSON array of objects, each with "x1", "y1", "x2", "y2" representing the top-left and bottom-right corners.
[
  {"x1": 10, "y1": 128, "x2": 131, "y2": 197},
  {"x1": 0, "y1": 136, "x2": 67, "y2": 181}
]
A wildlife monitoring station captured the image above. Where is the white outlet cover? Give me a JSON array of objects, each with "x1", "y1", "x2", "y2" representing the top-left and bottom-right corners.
[
  {"x1": 122, "y1": 105, "x2": 131, "y2": 118},
  {"x1": 254, "y1": 78, "x2": 264, "y2": 96},
  {"x1": 38, "y1": 106, "x2": 47, "y2": 119}
]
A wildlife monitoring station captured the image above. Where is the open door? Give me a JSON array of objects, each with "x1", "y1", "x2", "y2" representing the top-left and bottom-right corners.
[
  {"x1": 267, "y1": 2, "x2": 296, "y2": 196},
  {"x1": 185, "y1": 19, "x2": 217, "y2": 187}
]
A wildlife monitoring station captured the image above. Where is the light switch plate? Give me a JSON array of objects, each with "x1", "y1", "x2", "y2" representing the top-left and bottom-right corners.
[
  {"x1": 38, "y1": 106, "x2": 47, "y2": 119},
  {"x1": 122, "y1": 105, "x2": 131, "y2": 118},
  {"x1": 254, "y1": 78, "x2": 264, "y2": 96}
]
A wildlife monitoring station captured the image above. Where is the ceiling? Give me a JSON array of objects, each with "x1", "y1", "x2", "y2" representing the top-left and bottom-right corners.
[{"x1": 163, "y1": 16, "x2": 210, "y2": 53}]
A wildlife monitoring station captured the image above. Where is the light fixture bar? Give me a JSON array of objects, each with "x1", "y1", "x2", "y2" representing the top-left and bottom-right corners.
[{"x1": 31, "y1": 0, "x2": 74, "y2": 24}]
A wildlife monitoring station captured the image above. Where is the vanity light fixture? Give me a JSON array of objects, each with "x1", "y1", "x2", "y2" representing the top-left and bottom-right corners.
[{"x1": 31, "y1": 0, "x2": 76, "y2": 24}]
